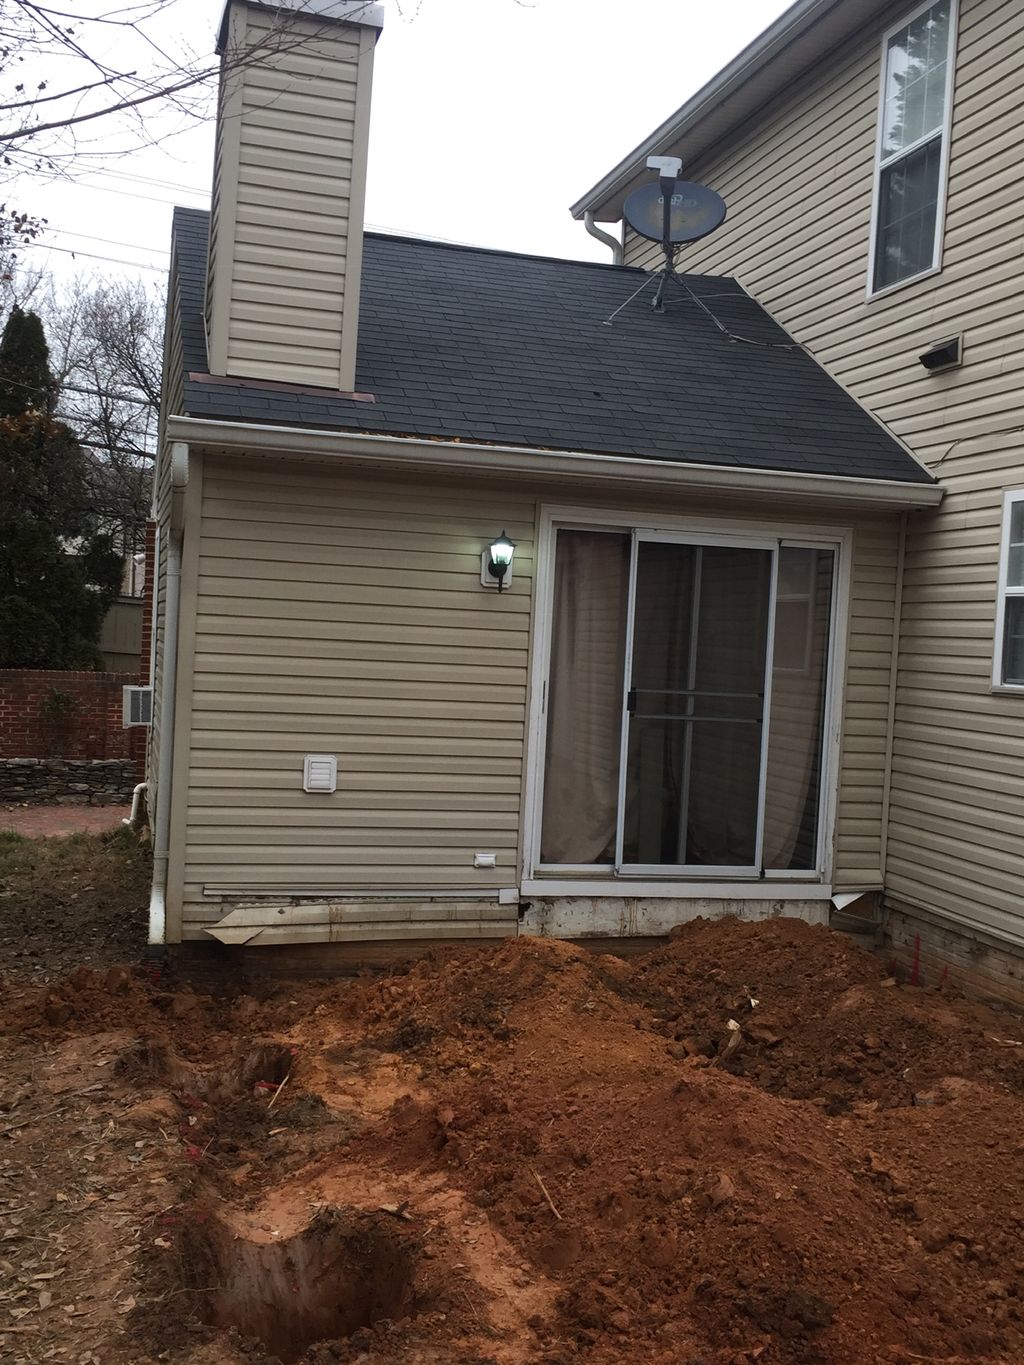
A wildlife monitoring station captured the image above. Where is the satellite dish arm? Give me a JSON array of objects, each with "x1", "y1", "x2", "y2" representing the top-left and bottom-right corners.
[
  {"x1": 660, "y1": 174, "x2": 674, "y2": 265},
  {"x1": 646, "y1": 153, "x2": 682, "y2": 275}
]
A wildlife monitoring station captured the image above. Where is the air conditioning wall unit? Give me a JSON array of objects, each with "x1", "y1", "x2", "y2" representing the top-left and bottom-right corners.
[{"x1": 122, "y1": 685, "x2": 153, "y2": 727}]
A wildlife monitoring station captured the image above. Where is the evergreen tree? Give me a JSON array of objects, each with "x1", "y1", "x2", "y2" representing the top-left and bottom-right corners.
[
  {"x1": 0, "y1": 306, "x2": 122, "y2": 668},
  {"x1": 0, "y1": 306, "x2": 52, "y2": 416}
]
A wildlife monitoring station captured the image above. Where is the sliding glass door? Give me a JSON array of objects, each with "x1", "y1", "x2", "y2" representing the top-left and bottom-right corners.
[
  {"x1": 539, "y1": 525, "x2": 836, "y2": 879},
  {"x1": 618, "y1": 537, "x2": 774, "y2": 874}
]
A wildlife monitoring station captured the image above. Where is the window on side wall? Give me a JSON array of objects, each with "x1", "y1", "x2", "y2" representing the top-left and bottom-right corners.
[
  {"x1": 995, "y1": 491, "x2": 1024, "y2": 689},
  {"x1": 869, "y1": 0, "x2": 957, "y2": 297}
]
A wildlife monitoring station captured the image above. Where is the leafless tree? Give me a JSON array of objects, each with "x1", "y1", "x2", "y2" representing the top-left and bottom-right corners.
[
  {"x1": 44, "y1": 275, "x2": 163, "y2": 565},
  {"x1": 1, "y1": 265, "x2": 163, "y2": 565},
  {"x1": 0, "y1": 0, "x2": 384, "y2": 173}
]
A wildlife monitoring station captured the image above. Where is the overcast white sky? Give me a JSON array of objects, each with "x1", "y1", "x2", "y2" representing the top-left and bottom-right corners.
[{"x1": 20, "y1": 0, "x2": 792, "y2": 290}]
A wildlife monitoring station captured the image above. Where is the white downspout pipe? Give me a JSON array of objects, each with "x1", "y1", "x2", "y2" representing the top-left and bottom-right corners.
[
  {"x1": 148, "y1": 442, "x2": 188, "y2": 950},
  {"x1": 148, "y1": 529, "x2": 181, "y2": 947},
  {"x1": 124, "y1": 782, "x2": 148, "y2": 829},
  {"x1": 584, "y1": 211, "x2": 624, "y2": 265}
]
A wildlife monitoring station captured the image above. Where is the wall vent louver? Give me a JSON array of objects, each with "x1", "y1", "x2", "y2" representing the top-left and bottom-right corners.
[
  {"x1": 122, "y1": 685, "x2": 153, "y2": 727},
  {"x1": 303, "y1": 754, "x2": 338, "y2": 793}
]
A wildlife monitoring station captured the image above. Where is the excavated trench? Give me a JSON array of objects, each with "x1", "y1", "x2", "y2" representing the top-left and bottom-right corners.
[
  {"x1": 182, "y1": 1207, "x2": 419, "y2": 1362},
  {"x1": 119, "y1": 1037, "x2": 295, "y2": 1102}
]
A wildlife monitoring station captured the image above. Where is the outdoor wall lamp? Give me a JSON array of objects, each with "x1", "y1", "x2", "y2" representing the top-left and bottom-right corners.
[{"x1": 481, "y1": 530, "x2": 516, "y2": 592}]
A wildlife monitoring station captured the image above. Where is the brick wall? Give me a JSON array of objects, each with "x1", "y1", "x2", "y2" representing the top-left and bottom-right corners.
[{"x1": 0, "y1": 670, "x2": 138, "y2": 761}]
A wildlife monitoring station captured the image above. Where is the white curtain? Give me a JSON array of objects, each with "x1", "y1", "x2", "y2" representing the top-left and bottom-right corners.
[
  {"x1": 762, "y1": 549, "x2": 834, "y2": 869},
  {"x1": 540, "y1": 531, "x2": 630, "y2": 864}
]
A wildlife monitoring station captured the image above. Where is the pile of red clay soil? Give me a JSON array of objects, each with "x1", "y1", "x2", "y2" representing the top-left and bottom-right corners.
[{"x1": 3, "y1": 919, "x2": 1024, "y2": 1365}]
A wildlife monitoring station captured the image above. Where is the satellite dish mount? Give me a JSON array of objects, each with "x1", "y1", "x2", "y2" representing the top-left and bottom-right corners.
[{"x1": 618, "y1": 156, "x2": 728, "y2": 312}]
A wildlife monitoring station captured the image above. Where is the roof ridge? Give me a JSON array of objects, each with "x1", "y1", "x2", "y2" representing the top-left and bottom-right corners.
[{"x1": 363, "y1": 229, "x2": 646, "y2": 273}]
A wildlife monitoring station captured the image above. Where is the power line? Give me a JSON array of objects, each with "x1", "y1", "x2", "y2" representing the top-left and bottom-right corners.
[
  {"x1": 23, "y1": 242, "x2": 168, "y2": 273},
  {"x1": 44, "y1": 226, "x2": 171, "y2": 258},
  {"x1": 47, "y1": 178, "x2": 207, "y2": 211}
]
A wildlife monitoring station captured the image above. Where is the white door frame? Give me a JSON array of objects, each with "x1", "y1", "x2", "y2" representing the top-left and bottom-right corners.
[{"x1": 520, "y1": 503, "x2": 853, "y2": 895}]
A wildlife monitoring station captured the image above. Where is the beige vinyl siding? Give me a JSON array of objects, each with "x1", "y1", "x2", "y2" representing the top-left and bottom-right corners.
[
  {"x1": 836, "y1": 521, "x2": 899, "y2": 888},
  {"x1": 206, "y1": 4, "x2": 373, "y2": 389},
  {"x1": 177, "y1": 458, "x2": 535, "y2": 937},
  {"x1": 149, "y1": 249, "x2": 186, "y2": 800},
  {"x1": 204, "y1": 56, "x2": 226, "y2": 346},
  {"x1": 623, "y1": 0, "x2": 1024, "y2": 942},
  {"x1": 161, "y1": 257, "x2": 185, "y2": 443},
  {"x1": 148, "y1": 437, "x2": 174, "y2": 805},
  {"x1": 174, "y1": 458, "x2": 898, "y2": 938},
  {"x1": 888, "y1": 436, "x2": 1024, "y2": 948}
]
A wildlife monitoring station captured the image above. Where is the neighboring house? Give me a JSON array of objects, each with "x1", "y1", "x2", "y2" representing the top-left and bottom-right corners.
[
  {"x1": 149, "y1": 0, "x2": 953, "y2": 967},
  {"x1": 574, "y1": 0, "x2": 1024, "y2": 994}
]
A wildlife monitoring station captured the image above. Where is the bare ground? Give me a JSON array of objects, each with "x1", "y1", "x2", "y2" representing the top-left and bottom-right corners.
[{"x1": 1, "y1": 832, "x2": 1024, "y2": 1365}]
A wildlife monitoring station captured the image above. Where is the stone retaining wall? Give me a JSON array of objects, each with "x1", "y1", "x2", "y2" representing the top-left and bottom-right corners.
[{"x1": 0, "y1": 759, "x2": 137, "y2": 806}]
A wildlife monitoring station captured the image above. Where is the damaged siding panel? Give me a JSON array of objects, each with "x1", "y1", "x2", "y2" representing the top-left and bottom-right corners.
[{"x1": 180, "y1": 458, "x2": 535, "y2": 936}]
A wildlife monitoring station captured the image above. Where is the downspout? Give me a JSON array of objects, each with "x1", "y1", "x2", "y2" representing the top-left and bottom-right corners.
[
  {"x1": 878, "y1": 509, "x2": 908, "y2": 883},
  {"x1": 148, "y1": 442, "x2": 189, "y2": 952},
  {"x1": 584, "y1": 211, "x2": 623, "y2": 265},
  {"x1": 124, "y1": 783, "x2": 147, "y2": 830}
]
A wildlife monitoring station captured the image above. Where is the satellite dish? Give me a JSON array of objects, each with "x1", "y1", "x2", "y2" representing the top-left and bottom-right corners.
[{"x1": 623, "y1": 180, "x2": 727, "y2": 245}]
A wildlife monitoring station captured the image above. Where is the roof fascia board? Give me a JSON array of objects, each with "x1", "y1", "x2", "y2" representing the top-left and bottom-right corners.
[
  {"x1": 571, "y1": 0, "x2": 890, "y2": 222},
  {"x1": 166, "y1": 415, "x2": 943, "y2": 509}
]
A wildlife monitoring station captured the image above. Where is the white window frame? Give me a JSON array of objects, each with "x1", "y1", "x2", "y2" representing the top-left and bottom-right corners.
[
  {"x1": 992, "y1": 489, "x2": 1024, "y2": 693},
  {"x1": 520, "y1": 505, "x2": 852, "y2": 896},
  {"x1": 866, "y1": 0, "x2": 959, "y2": 302}
]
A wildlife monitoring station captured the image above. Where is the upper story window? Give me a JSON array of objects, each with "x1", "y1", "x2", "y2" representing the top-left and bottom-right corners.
[
  {"x1": 869, "y1": 0, "x2": 957, "y2": 296},
  {"x1": 994, "y1": 491, "x2": 1024, "y2": 690}
]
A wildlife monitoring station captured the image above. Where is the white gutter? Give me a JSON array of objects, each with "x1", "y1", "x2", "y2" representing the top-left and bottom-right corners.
[
  {"x1": 148, "y1": 442, "x2": 189, "y2": 949},
  {"x1": 166, "y1": 415, "x2": 944, "y2": 510},
  {"x1": 584, "y1": 212, "x2": 623, "y2": 265}
]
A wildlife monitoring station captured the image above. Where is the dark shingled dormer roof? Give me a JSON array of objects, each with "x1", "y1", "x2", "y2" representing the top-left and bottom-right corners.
[{"x1": 170, "y1": 206, "x2": 933, "y2": 486}]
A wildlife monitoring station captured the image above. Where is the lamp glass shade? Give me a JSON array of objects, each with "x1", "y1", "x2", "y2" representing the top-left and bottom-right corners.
[{"x1": 489, "y1": 532, "x2": 515, "y2": 570}]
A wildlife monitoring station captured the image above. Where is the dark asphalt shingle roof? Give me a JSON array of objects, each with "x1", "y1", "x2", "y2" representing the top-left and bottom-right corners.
[{"x1": 170, "y1": 206, "x2": 932, "y2": 485}]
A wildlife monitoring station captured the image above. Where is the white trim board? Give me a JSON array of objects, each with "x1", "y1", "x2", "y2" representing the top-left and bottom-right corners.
[
  {"x1": 522, "y1": 880, "x2": 832, "y2": 900},
  {"x1": 991, "y1": 487, "x2": 1024, "y2": 691},
  {"x1": 168, "y1": 418, "x2": 944, "y2": 510}
]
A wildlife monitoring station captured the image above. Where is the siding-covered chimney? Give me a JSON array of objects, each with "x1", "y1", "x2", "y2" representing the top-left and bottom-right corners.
[{"x1": 205, "y1": 0, "x2": 383, "y2": 390}]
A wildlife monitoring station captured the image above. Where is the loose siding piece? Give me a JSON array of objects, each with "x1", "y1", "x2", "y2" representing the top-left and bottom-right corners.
[{"x1": 623, "y1": 0, "x2": 1024, "y2": 944}]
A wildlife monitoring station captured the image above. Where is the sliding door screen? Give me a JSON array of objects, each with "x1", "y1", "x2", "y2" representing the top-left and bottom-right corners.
[
  {"x1": 621, "y1": 541, "x2": 771, "y2": 871},
  {"x1": 539, "y1": 528, "x2": 836, "y2": 877}
]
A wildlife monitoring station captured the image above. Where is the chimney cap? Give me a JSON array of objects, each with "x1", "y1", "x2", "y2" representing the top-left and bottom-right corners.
[{"x1": 217, "y1": 0, "x2": 384, "y2": 53}]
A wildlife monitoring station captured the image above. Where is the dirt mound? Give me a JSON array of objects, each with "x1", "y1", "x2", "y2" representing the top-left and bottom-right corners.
[
  {"x1": 4, "y1": 922, "x2": 1024, "y2": 1364},
  {"x1": 628, "y1": 917, "x2": 1024, "y2": 1109},
  {"x1": 0, "y1": 960, "x2": 226, "y2": 1043},
  {"x1": 348, "y1": 935, "x2": 622, "y2": 1028}
]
